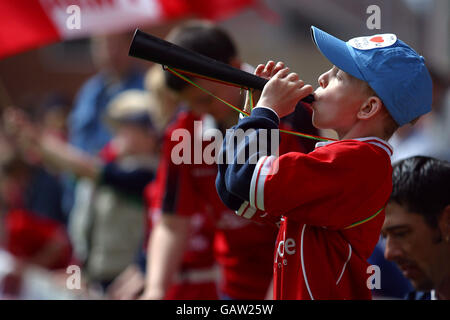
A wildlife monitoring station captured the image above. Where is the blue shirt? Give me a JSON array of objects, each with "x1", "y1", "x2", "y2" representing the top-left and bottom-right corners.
[{"x1": 69, "y1": 69, "x2": 145, "y2": 155}]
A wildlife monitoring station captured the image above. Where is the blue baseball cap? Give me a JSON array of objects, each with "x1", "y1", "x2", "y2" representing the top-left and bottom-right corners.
[{"x1": 310, "y1": 26, "x2": 432, "y2": 126}]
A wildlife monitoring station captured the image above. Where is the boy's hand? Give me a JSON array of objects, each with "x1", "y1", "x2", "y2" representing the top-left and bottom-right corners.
[
  {"x1": 255, "y1": 61, "x2": 313, "y2": 118},
  {"x1": 243, "y1": 61, "x2": 285, "y2": 114},
  {"x1": 255, "y1": 60, "x2": 286, "y2": 79}
]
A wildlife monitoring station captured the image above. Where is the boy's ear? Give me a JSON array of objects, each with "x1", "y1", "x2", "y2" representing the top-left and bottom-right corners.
[{"x1": 357, "y1": 96, "x2": 383, "y2": 120}]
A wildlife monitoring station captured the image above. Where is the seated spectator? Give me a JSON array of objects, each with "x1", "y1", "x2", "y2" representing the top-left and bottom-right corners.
[{"x1": 381, "y1": 156, "x2": 450, "y2": 300}]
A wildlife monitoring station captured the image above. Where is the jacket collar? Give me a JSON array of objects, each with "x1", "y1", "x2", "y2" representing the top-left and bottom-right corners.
[{"x1": 315, "y1": 136, "x2": 394, "y2": 158}]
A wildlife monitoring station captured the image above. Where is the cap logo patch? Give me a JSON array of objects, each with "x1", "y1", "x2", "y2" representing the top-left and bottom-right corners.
[
  {"x1": 348, "y1": 34, "x2": 397, "y2": 50},
  {"x1": 370, "y1": 36, "x2": 384, "y2": 43}
]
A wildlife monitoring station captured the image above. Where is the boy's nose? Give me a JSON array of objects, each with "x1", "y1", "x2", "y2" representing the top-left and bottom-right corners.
[{"x1": 318, "y1": 74, "x2": 327, "y2": 88}]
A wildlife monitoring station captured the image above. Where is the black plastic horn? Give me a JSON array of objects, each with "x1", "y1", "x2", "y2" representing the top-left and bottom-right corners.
[{"x1": 128, "y1": 29, "x2": 314, "y2": 104}]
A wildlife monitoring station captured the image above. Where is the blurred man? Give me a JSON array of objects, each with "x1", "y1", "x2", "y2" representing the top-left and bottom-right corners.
[
  {"x1": 69, "y1": 32, "x2": 146, "y2": 155},
  {"x1": 382, "y1": 156, "x2": 450, "y2": 300},
  {"x1": 64, "y1": 32, "x2": 146, "y2": 218}
]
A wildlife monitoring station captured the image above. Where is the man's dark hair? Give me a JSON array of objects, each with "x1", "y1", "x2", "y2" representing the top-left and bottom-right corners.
[
  {"x1": 391, "y1": 156, "x2": 450, "y2": 229},
  {"x1": 164, "y1": 21, "x2": 237, "y2": 92}
]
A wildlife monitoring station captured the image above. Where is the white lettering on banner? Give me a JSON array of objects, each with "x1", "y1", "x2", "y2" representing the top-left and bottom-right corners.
[
  {"x1": 66, "y1": 5, "x2": 81, "y2": 30},
  {"x1": 40, "y1": 0, "x2": 162, "y2": 38}
]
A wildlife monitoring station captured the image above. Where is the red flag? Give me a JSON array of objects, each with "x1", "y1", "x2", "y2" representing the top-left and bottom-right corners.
[
  {"x1": 0, "y1": 1, "x2": 59, "y2": 60},
  {"x1": 0, "y1": 0, "x2": 255, "y2": 60}
]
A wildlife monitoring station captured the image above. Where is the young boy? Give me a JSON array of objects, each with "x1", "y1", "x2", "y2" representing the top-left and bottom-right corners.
[{"x1": 216, "y1": 26, "x2": 433, "y2": 299}]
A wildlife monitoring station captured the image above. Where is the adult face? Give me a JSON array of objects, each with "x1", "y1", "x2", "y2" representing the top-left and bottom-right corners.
[
  {"x1": 91, "y1": 33, "x2": 136, "y2": 77},
  {"x1": 382, "y1": 201, "x2": 448, "y2": 291}
]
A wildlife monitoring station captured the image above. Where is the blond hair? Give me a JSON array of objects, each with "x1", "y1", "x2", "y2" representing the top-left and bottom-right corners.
[{"x1": 144, "y1": 65, "x2": 178, "y2": 133}]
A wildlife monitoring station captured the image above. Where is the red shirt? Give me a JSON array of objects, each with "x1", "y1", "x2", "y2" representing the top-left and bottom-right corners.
[
  {"x1": 5, "y1": 209, "x2": 72, "y2": 270},
  {"x1": 242, "y1": 137, "x2": 393, "y2": 299},
  {"x1": 214, "y1": 209, "x2": 278, "y2": 299},
  {"x1": 145, "y1": 110, "x2": 218, "y2": 272}
]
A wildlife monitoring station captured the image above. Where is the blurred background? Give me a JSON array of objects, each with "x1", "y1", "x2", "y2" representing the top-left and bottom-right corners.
[{"x1": 0, "y1": 0, "x2": 448, "y2": 299}]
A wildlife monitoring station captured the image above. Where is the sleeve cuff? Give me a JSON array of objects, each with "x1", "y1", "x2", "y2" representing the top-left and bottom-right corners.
[{"x1": 251, "y1": 106, "x2": 280, "y2": 124}]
